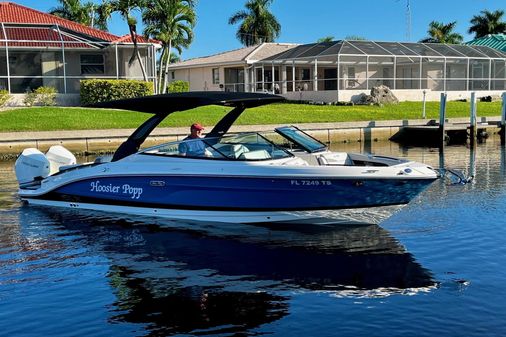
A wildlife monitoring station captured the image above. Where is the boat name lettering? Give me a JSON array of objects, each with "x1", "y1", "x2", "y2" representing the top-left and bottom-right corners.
[
  {"x1": 90, "y1": 181, "x2": 143, "y2": 199},
  {"x1": 290, "y1": 180, "x2": 332, "y2": 186}
]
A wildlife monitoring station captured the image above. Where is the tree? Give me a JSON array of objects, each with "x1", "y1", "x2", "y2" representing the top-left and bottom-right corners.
[
  {"x1": 143, "y1": 0, "x2": 196, "y2": 93},
  {"x1": 468, "y1": 10, "x2": 506, "y2": 38},
  {"x1": 101, "y1": 0, "x2": 148, "y2": 81},
  {"x1": 49, "y1": 0, "x2": 108, "y2": 30},
  {"x1": 419, "y1": 21, "x2": 463, "y2": 44},
  {"x1": 229, "y1": 0, "x2": 281, "y2": 46},
  {"x1": 317, "y1": 36, "x2": 334, "y2": 43}
]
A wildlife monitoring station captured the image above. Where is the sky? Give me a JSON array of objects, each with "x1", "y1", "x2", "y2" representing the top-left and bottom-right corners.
[{"x1": 12, "y1": 0, "x2": 506, "y2": 60}]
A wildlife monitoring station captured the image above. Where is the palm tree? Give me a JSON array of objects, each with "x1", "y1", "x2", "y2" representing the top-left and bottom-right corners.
[
  {"x1": 468, "y1": 10, "x2": 506, "y2": 38},
  {"x1": 101, "y1": 0, "x2": 148, "y2": 81},
  {"x1": 228, "y1": 0, "x2": 281, "y2": 46},
  {"x1": 143, "y1": 0, "x2": 196, "y2": 93},
  {"x1": 419, "y1": 21, "x2": 463, "y2": 44},
  {"x1": 49, "y1": 0, "x2": 108, "y2": 30},
  {"x1": 317, "y1": 36, "x2": 334, "y2": 43},
  {"x1": 153, "y1": 46, "x2": 182, "y2": 91}
]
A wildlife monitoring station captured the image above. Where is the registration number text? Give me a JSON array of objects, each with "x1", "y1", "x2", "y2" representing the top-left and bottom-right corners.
[{"x1": 291, "y1": 180, "x2": 332, "y2": 186}]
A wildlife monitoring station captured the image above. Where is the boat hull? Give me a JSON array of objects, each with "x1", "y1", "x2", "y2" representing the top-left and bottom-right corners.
[
  {"x1": 25, "y1": 174, "x2": 435, "y2": 211},
  {"x1": 22, "y1": 198, "x2": 405, "y2": 225},
  {"x1": 20, "y1": 174, "x2": 435, "y2": 224}
]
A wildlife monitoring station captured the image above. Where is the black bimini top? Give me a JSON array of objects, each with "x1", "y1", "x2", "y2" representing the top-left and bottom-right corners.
[
  {"x1": 91, "y1": 91, "x2": 285, "y2": 113},
  {"x1": 89, "y1": 91, "x2": 285, "y2": 161}
]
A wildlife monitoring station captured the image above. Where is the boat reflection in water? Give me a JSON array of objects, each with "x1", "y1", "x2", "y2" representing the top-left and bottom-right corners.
[{"x1": 21, "y1": 207, "x2": 435, "y2": 335}]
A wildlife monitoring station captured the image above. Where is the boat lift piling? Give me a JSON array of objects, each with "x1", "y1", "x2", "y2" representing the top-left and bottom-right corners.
[
  {"x1": 501, "y1": 92, "x2": 506, "y2": 145},
  {"x1": 469, "y1": 92, "x2": 477, "y2": 147},
  {"x1": 439, "y1": 93, "x2": 447, "y2": 147},
  {"x1": 390, "y1": 92, "x2": 498, "y2": 147}
]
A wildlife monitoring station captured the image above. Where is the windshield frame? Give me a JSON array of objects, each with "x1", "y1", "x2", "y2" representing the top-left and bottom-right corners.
[
  {"x1": 139, "y1": 132, "x2": 294, "y2": 161},
  {"x1": 274, "y1": 126, "x2": 328, "y2": 153}
]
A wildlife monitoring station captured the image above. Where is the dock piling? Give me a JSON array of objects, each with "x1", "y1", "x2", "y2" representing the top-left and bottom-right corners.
[
  {"x1": 469, "y1": 92, "x2": 477, "y2": 146},
  {"x1": 501, "y1": 92, "x2": 506, "y2": 145},
  {"x1": 439, "y1": 93, "x2": 447, "y2": 146}
]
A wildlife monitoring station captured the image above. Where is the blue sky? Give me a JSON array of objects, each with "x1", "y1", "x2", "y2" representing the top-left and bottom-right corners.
[{"x1": 13, "y1": 0, "x2": 506, "y2": 59}]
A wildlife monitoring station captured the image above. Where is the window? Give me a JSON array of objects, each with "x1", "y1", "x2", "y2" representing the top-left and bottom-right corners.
[
  {"x1": 301, "y1": 69, "x2": 310, "y2": 80},
  {"x1": 171, "y1": 71, "x2": 175, "y2": 80},
  {"x1": 80, "y1": 54, "x2": 104, "y2": 75},
  {"x1": 212, "y1": 68, "x2": 220, "y2": 84}
]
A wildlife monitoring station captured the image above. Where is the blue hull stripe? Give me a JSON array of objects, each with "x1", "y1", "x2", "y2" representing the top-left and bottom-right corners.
[{"x1": 33, "y1": 175, "x2": 436, "y2": 211}]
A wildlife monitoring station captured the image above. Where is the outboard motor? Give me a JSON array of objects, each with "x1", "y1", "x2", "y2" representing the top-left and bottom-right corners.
[
  {"x1": 15, "y1": 145, "x2": 77, "y2": 187},
  {"x1": 46, "y1": 145, "x2": 76, "y2": 174},
  {"x1": 15, "y1": 148, "x2": 50, "y2": 186}
]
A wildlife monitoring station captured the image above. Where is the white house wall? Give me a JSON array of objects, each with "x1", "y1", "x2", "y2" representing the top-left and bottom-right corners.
[
  {"x1": 172, "y1": 66, "x2": 225, "y2": 91},
  {"x1": 120, "y1": 48, "x2": 149, "y2": 80},
  {"x1": 65, "y1": 50, "x2": 117, "y2": 93},
  {"x1": 41, "y1": 52, "x2": 63, "y2": 91}
]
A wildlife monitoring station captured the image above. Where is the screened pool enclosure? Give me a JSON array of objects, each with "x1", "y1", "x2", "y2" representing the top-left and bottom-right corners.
[
  {"x1": 247, "y1": 40, "x2": 506, "y2": 97},
  {"x1": 0, "y1": 23, "x2": 158, "y2": 94}
]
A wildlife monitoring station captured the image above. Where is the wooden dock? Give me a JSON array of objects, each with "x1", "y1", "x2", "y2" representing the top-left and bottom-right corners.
[
  {"x1": 390, "y1": 121, "x2": 498, "y2": 146},
  {"x1": 391, "y1": 92, "x2": 506, "y2": 147}
]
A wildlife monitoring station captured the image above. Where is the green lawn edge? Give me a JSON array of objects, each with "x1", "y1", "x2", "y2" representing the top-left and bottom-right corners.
[{"x1": 0, "y1": 101, "x2": 503, "y2": 132}]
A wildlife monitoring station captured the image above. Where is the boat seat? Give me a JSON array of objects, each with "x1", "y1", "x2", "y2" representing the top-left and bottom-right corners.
[
  {"x1": 239, "y1": 150, "x2": 271, "y2": 160},
  {"x1": 231, "y1": 144, "x2": 249, "y2": 158},
  {"x1": 318, "y1": 152, "x2": 353, "y2": 166},
  {"x1": 317, "y1": 156, "x2": 329, "y2": 166}
]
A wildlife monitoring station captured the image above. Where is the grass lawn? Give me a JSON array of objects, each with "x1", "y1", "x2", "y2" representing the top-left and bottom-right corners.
[{"x1": 0, "y1": 101, "x2": 503, "y2": 132}]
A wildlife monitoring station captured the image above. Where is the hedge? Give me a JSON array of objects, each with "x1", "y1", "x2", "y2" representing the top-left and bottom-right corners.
[
  {"x1": 168, "y1": 80, "x2": 189, "y2": 93},
  {"x1": 80, "y1": 79, "x2": 154, "y2": 105},
  {"x1": 0, "y1": 89, "x2": 10, "y2": 107},
  {"x1": 24, "y1": 86, "x2": 58, "y2": 106}
]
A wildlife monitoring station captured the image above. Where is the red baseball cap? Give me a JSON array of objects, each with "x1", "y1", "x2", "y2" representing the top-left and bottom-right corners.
[{"x1": 191, "y1": 123, "x2": 204, "y2": 131}]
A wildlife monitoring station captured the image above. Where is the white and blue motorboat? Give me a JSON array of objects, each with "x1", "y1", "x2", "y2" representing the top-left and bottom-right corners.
[{"x1": 15, "y1": 92, "x2": 439, "y2": 225}]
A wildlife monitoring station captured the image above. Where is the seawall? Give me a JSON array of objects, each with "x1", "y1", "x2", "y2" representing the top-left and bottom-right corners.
[{"x1": 0, "y1": 117, "x2": 501, "y2": 159}]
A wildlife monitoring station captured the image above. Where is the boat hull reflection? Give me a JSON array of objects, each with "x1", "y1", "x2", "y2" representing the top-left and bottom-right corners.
[{"x1": 21, "y1": 207, "x2": 435, "y2": 335}]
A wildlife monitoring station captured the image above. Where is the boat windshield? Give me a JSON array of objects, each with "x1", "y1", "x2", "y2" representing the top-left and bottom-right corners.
[
  {"x1": 141, "y1": 133, "x2": 293, "y2": 161},
  {"x1": 275, "y1": 126, "x2": 327, "y2": 153}
]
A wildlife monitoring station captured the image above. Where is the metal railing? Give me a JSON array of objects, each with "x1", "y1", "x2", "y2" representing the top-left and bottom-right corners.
[{"x1": 223, "y1": 76, "x2": 505, "y2": 94}]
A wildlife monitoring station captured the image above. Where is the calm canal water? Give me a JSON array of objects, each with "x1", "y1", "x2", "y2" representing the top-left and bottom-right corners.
[{"x1": 1, "y1": 139, "x2": 506, "y2": 336}]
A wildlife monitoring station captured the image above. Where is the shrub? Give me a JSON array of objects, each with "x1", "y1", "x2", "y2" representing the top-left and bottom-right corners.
[
  {"x1": 167, "y1": 80, "x2": 189, "y2": 93},
  {"x1": 80, "y1": 79, "x2": 154, "y2": 105},
  {"x1": 34, "y1": 86, "x2": 57, "y2": 106},
  {"x1": 23, "y1": 87, "x2": 57, "y2": 106},
  {"x1": 23, "y1": 89, "x2": 37, "y2": 107},
  {"x1": 0, "y1": 89, "x2": 11, "y2": 107}
]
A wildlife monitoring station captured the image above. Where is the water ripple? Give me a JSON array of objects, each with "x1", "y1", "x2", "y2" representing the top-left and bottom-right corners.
[{"x1": 1, "y1": 142, "x2": 506, "y2": 336}]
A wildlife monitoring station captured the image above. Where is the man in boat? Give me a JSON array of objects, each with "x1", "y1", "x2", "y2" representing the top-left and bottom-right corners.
[{"x1": 178, "y1": 123, "x2": 206, "y2": 157}]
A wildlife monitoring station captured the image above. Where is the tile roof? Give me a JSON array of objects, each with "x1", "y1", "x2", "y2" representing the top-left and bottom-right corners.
[
  {"x1": 0, "y1": 2, "x2": 118, "y2": 41},
  {"x1": 168, "y1": 43, "x2": 299, "y2": 68},
  {"x1": 111, "y1": 34, "x2": 156, "y2": 44},
  {"x1": 0, "y1": 2, "x2": 156, "y2": 45},
  {"x1": 247, "y1": 43, "x2": 298, "y2": 61},
  {"x1": 1, "y1": 26, "x2": 90, "y2": 48},
  {"x1": 465, "y1": 34, "x2": 506, "y2": 52}
]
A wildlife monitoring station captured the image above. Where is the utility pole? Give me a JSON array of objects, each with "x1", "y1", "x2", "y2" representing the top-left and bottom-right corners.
[{"x1": 406, "y1": 0, "x2": 411, "y2": 42}]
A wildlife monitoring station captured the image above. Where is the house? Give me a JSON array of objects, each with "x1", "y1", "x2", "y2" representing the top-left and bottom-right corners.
[
  {"x1": 167, "y1": 43, "x2": 297, "y2": 92},
  {"x1": 0, "y1": 2, "x2": 160, "y2": 103},
  {"x1": 168, "y1": 40, "x2": 506, "y2": 102}
]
